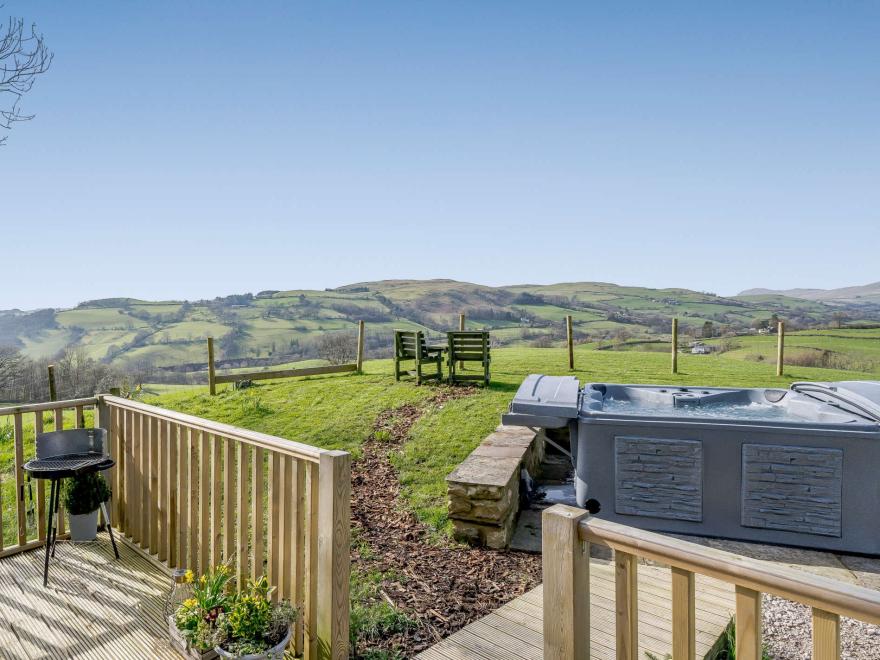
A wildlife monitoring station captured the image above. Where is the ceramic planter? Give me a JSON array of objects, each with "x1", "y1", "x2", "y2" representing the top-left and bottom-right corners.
[
  {"x1": 168, "y1": 615, "x2": 220, "y2": 660},
  {"x1": 68, "y1": 509, "x2": 99, "y2": 543},
  {"x1": 214, "y1": 626, "x2": 293, "y2": 660}
]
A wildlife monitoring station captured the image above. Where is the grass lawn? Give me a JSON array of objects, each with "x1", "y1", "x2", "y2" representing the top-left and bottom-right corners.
[
  {"x1": 3, "y1": 345, "x2": 872, "y2": 548},
  {"x1": 143, "y1": 345, "x2": 874, "y2": 535},
  {"x1": 1, "y1": 345, "x2": 875, "y2": 654}
]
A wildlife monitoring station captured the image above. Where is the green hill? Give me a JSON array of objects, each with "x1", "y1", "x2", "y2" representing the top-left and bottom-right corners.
[{"x1": 1, "y1": 279, "x2": 877, "y2": 374}]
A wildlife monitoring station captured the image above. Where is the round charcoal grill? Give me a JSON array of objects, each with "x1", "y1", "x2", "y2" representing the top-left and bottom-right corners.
[
  {"x1": 23, "y1": 429, "x2": 120, "y2": 587},
  {"x1": 23, "y1": 453, "x2": 114, "y2": 479}
]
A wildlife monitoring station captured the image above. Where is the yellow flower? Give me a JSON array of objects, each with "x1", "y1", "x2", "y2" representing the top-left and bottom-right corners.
[
  {"x1": 184, "y1": 569, "x2": 194, "y2": 583},
  {"x1": 183, "y1": 598, "x2": 197, "y2": 608}
]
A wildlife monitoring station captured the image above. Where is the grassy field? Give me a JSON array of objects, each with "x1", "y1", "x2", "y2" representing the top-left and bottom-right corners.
[
  {"x1": 141, "y1": 344, "x2": 874, "y2": 535},
  {"x1": 705, "y1": 329, "x2": 880, "y2": 375},
  {"x1": 1, "y1": 342, "x2": 875, "y2": 653},
  {"x1": 2, "y1": 337, "x2": 876, "y2": 547}
]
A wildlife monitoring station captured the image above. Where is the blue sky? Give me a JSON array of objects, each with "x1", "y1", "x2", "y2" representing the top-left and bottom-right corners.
[{"x1": 2, "y1": 1, "x2": 878, "y2": 309}]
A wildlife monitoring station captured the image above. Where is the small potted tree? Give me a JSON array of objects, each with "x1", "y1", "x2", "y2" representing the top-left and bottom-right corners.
[{"x1": 61, "y1": 472, "x2": 111, "y2": 543}]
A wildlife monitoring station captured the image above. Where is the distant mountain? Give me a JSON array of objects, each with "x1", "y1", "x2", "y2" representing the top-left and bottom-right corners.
[
  {"x1": 738, "y1": 282, "x2": 880, "y2": 304},
  {"x1": 2, "y1": 279, "x2": 878, "y2": 372}
]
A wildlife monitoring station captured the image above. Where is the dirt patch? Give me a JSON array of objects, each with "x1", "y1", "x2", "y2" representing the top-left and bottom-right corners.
[{"x1": 350, "y1": 387, "x2": 542, "y2": 657}]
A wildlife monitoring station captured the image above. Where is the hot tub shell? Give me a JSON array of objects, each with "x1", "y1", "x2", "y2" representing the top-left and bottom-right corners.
[{"x1": 503, "y1": 376, "x2": 880, "y2": 555}]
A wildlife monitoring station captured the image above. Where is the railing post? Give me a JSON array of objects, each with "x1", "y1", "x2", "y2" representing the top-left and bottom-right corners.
[
  {"x1": 812, "y1": 608, "x2": 840, "y2": 660},
  {"x1": 13, "y1": 413, "x2": 26, "y2": 547},
  {"x1": 672, "y1": 567, "x2": 696, "y2": 660},
  {"x1": 95, "y1": 395, "x2": 112, "y2": 528},
  {"x1": 317, "y1": 450, "x2": 350, "y2": 659},
  {"x1": 735, "y1": 585, "x2": 762, "y2": 660},
  {"x1": 615, "y1": 551, "x2": 639, "y2": 660},
  {"x1": 543, "y1": 504, "x2": 591, "y2": 659},
  {"x1": 671, "y1": 318, "x2": 679, "y2": 374},
  {"x1": 566, "y1": 315, "x2": 574, "y2": 370},
  {"x1": 776, "y1": 321, "x2": 785, "y2": 377},
  {"x1": 356, "y1": 320, "x2": 365, "y2": 373},
  {"x1": 207, "y1": 337, "x2": 217, "y2": 395}
]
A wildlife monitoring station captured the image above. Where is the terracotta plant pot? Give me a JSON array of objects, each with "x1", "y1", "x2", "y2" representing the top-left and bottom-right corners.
[{"x1": 68, "y1": 509, "x2": 99, "y2": 543}]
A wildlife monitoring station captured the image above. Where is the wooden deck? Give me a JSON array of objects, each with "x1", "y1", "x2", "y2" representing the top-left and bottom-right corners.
[
  {"x1": 419, "y1": 556, "x2": 735, "y2": 659},
  {"x1": 0, "y1": 533, "x2": 177, "y2": 660}
]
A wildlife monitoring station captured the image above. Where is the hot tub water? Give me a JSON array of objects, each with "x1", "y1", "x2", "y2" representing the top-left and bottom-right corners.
[{"x1": 602, "y1": 397, "x2": 795, "y2": 421}]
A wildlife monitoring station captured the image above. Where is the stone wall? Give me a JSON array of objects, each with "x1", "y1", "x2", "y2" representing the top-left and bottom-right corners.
[{"x1": 445, "y1": 425, "x2": 544, "y2": 549}]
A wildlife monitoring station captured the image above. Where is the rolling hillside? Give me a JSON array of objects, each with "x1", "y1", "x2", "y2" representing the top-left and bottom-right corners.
[
  {"x1": 739, "y1": 281, "x2": 880, "y2": 305},
  {"x1": 1, "y1": 279, "x2": 878, "y2": 373}
]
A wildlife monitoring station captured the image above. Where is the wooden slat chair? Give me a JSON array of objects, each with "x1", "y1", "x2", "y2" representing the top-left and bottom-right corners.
[
  {"x1": 446, "y1": 331, "x2": 490, "y2": 386},
  {"x1": 393, "y1": 330, "x2": 443, "y2": 385}
]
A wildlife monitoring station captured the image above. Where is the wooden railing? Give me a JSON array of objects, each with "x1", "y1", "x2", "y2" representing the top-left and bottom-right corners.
[
  {"x1": 0, "y1": 396, "x2": 99, "y2": 557},
  {"x1": 207, "y1": 321, "x2": 366, "y2": 395},
  {"x1": 542, "y1": 504, "x2": 880, "y2": 660},
  {"x1": 0, "y1": 395, "x2": 350, "y2": 659}
]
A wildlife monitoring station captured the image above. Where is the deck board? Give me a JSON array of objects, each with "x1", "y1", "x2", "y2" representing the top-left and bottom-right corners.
[
  {"x1": 419, "y1": 557, "x2": 735, "y2": 660},
  {"x1": 0, "y1": 533, "x2": 179, "y2": 660}
]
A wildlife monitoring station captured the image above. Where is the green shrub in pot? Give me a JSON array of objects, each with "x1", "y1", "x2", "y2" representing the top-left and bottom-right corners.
[
  {"x1": 171, "y1": 564, "x2": 297, "y2": 659},
  {"x1": 61, "y1": 473, "x2": 111, "y2": 542}
]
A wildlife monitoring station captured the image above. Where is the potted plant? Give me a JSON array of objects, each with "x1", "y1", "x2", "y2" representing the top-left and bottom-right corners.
[
  {"x1": 61, "y1": 472, "x2": 111, "y2": 543},
  {"x1": 171, "y1": 564, "x2": 296, "y2": 660}
]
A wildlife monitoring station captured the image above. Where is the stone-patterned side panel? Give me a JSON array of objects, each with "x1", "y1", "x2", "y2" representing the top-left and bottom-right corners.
[
  {"x1": 741, "y1": 444, "x2": 842, "y2": 537},
  {"x1": 615, "y1": 436, "x2": 703, "y2": 522}
]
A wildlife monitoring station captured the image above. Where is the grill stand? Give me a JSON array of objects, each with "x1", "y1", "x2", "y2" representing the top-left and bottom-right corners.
[{"x1": 41, "y1": 476, "x2": 120, "y2": 587}]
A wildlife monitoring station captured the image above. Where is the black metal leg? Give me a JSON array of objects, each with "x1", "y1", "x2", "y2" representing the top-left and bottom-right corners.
[
  {"x1": 50, "y1": 478, "x2": 61, "y2": 558},
  {"x1": 101, "y1": 502, "x2": 120, "y2": 559},
  {"x1": 43, "y1": 479, "x2": 57, "y2": 587}
]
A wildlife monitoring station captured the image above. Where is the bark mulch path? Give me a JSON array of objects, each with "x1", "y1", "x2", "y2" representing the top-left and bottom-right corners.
[{"x1": 350, "y1": 387, "x2": 542, "y2": 658}]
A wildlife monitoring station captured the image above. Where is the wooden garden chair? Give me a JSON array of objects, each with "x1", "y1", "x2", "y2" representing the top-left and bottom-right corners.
[
  {"x1": 446, "y1": 331, "x2": 491, "y2": 386},
  {"x1": 393, "y1": 330, "x2": 443, "y2": 385}
]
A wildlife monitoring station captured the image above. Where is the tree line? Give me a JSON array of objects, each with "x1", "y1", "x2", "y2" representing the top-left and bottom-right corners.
[{"x1": 0, "y1": 345, "x2": 132, "y2": 403}]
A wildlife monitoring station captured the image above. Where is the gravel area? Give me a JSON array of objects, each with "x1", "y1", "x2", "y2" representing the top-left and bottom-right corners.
[{"x1": 763, "y1": 593, "x2": 880, "y2": 659}]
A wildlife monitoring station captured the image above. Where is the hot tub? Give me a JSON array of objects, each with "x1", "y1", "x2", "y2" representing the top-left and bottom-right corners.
[{"x1": 503, "y1": 376, "x2": 880, "y2": 554}]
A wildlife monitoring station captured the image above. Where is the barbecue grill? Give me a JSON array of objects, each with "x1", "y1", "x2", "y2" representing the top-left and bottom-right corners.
[{"x1": 23, "y1": 428, "x2": 119, "y2": 586}]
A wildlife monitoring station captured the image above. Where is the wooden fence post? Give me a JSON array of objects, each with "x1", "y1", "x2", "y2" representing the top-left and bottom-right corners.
[
  {"x1": 458, "y1": 313, "x2": 466, "y2": 370},
  {"x1": 317, "y1": 450, "x2": 351, "y2": 659},
  {"x1": 543, "y1": 504, "x2": 591, "y2": 659},
  {"x1": 47, "y1": 364, "x2": 57, "y2": 401},
  {"x1": 671, "y1": 318, "x2": 679, "y2": 374},
  {"x1": 566, "y1": 315, "x2": 574, "y2": 370},
  {"x1": 207, "y1": 337, "x2": 216, "y2": 395},
  {"x1": 776, "y1": 321, "x2": 785, "y2": 377},
  {"x1": 356, "y1": 320, "x2": 365, "y2": 373}
]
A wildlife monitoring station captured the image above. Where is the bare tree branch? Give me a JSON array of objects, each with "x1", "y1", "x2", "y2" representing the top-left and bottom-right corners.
[{"x1": 0, "y1": 14, "x2": 52, "y2": 145}]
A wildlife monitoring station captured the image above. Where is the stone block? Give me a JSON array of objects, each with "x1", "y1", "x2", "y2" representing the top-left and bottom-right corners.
[
  {"x1": 446, "y1": 425, "x2": 542, "y2": 549},
  {"x1": 451, "y1": 507, "x2": 517, "y2": 550}
]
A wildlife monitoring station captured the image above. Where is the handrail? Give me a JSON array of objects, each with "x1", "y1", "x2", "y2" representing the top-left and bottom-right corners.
[
  {"x1": 581, "y1": 516, "x2": 880, "y2": 626},
  {"x1": 0, "y1": 394, "x2": 350, "y2": 657},
  {"x1": 0, "y1": 397, "x2": 98, "y2": 416},
  {"x1": 100, "y1": 395, "x2": 325, "y2": 463}
]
